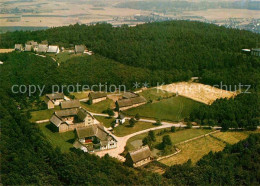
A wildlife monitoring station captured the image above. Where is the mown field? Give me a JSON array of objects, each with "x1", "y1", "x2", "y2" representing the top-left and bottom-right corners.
[
  {"x1": 126, "y1": 128, "x2": 213, "y2": 151},
  {"x1": 159, "y1": 130, "x2": 259, "y2": 166},
  {"x1": 30, "y1": 106, "x2": 60, "y2": 122},
  {"x1": 124, "y1": 96, "x2": 203, "y2": 121},
  {"x1": 38, "y1": 122, "x2": 75, "y2": 153},
  {"x1": 139, "y1": 88, "x2": 175, "y2": 102},
  {"x1": 81, "y1": 99, "x2": 114, "y2": 113},
  {"x1": 160, "y1": 135, "x2": 226, "y2": 166}
]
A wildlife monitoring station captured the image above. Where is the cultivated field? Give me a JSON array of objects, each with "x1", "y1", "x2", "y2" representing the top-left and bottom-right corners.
[
  {"x1": 125, "y1": 96, "x2": 202, "y2": 121},
  {"x1": 157, "y1": 82, "x2": 236, "y2": 105},
  {"x1": 212, "y1": 131, "x2": 251, "y2": 144},
  {"x1": 160, "y1": 135, "x2": 226, "y2": 165}
]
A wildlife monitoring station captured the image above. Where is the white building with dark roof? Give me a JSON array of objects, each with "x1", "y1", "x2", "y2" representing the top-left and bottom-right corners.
[{"x1": 73, "y1": 124, "x2": 117, "y2": 152}]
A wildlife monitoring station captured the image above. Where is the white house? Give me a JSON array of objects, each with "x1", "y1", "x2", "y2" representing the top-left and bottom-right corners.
[{"x1": 116, "y1": 113, "x2": 126, "y2": 124}]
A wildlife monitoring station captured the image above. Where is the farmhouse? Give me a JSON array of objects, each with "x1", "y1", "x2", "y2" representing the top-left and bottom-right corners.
[
  {"x1": 122, "y1": 92, "x2": 139, "y2": 99},
  {"x1": 73, "y1": 124, "x2": 117, "y2": 152},
  {"x1": 50, "y1": 107, "x2": 95, "y2": 132},
  {"x1": 44, "y1": 93, "x2": 65, "y2": 109},
  {"x1": 251, "y1": 48, "x2": 260, "y2": 57},
  {"x1": 75, "y1": 45, "x2": 85, "y2": 53},
  {"x1": 47, "y1": 45, "x2": 60, "y2": 54},
  {"x1": 60, "y1": 100, "x2": 80, "y2": 110},
  {"x1": 14, "y1": 44, "x2": 23, "y2": 51},
  {"x1": 24, "y1": 44, "x2": 32, "y2": 52},
  {"x1": 88, "y1": 92, "x2": 107, "y2": 104},
  {"x1": 116, "y1": 113, "x2": 126, "y2": 124},
  {"x1": 116, "y1": 96, "x2": 146, "y2": 111},
  {"x1": 125, "y1": 145, "x2": 152, "y2": 167},
  {"x1": 38, "y1": 44, "x2": 48, "y2": 53}
]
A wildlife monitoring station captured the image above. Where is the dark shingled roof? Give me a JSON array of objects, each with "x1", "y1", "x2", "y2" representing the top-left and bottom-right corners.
[
  {"x1": 50, "y1": 114, "x2": 63, "y2": 127},
  {"x1": 117, "y1": 96, "x2": 146, "y2": 108},
  {"x1": 75, "y1": 45, "x2": 85, "y2": 53},
  {"x1": 129, "y1": 145, "x2": 151, "y2": 163},
  {"x1": 122, "y1": 92, "x2": 139, "y2": 99},
  {"x1": 89, "y1": 92, "x2": 107, "y2": 100},
  {"x1": 60, "y1": 100, "x2": 80, "y2": 109},
  {"x1": 46, "y1": 93, "x2": 64, "y2": 100}
]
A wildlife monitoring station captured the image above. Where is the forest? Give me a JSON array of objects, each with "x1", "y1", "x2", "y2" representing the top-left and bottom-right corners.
[{"x1": 0, "y1": 21, "x2": 260, "y2": 185}]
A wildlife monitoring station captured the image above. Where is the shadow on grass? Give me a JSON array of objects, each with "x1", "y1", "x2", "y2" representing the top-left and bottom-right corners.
[
  {"x1": 66, "y1": 139, "x2": 75, "y2": 144},
  {"x1": 45, "y1": 123, "x2": 58, "y2": 133}
]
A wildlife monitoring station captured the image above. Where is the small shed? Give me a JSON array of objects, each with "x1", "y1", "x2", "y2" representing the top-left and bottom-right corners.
[
  {"x1": 14, "y1": 44, "x2": 22, "y2": 51},
  {"x1": 116, "y1": 113, "x2": 126, "y2": 124}
]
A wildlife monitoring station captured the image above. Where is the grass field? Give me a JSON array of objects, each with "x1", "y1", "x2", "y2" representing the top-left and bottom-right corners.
[
  {"x1": 70, "y1": 91, "x2": 89, "y2": 100},
  {"x1": 114, "y1": 121, "x2": 155, "y2": 137},
  {"x1": 30, "y1": 107, "x2": 60, "y2": 122},
  {"x1": 81, "y1": 99, "x2": 114, "y2": 113},
  {"x1": 95, "y1": 115, "x2": 115, "y2": 128},
  {"x1": 160, "y1": 136, "x2": 226, "y2": 166},
  {"x1": 126, "y1": 128, "x2": 213, "y2": 151},
  {"x1": 140, "y1": 88, "x2": 175, "y2": 102},
  {"x1": 212, "y1": 131, "x2": 250, "y2": 144},
  {"x1": 38, "y1": 122, "x2": 75, "y2": 153},
  {"x1": 124, "y1": 96, "x2": 203, "y2": 122}
]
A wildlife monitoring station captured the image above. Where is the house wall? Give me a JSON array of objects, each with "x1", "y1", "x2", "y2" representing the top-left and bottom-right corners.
[
  {"x1": 53, "y1": 99, "x2": 64, "y2": 106},
  {"x1": 119, "y1": 102, "x2": 146, "y2": 111},
  {"x1": 47, "y1": 101, "x2": 55, "y2": 109},
  {"x1": 108, "y1": 140, "x2": 117, "y2": 149},
  {"x1": 133, "y1": 157, "x2": 151, "y2": 167},
  {"x1": 92, "y1": 97, "x2": 107, "y2": 104}
]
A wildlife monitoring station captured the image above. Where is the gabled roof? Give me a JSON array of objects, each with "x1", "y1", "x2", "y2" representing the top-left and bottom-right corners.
[
  {"x1": 60, "y1": 100, "x2": 80, "y2": 109},
  {"x1": 15, "y1": 44, "x2": 22, "y2": 50},
  {"x1": 55, "y1": 108, "x2": 78, "y2": 118},
  {"x1": 50, "y1": 114, "x2": 63, "y2": 127},
  {"x1": 117, "y1": 113, "x2": 125, "y2": 119},
  {"x1": 89, "y1": 92, "x2": 107, "y2": 99},
  {"x1": 38, "y1": 44, "x2": 48, "y2": 53},
  {"x1": 46, "y1": 93, "x2": 64, "y2": 100},
  {"x1": 76, "y1": 124, "x2": 115, "y2": 142},
  {"x1": 75, "y1": 45, "x2": 85, "y2": 53},
  {"x1": 24, "y1": 44, "x2": 32, "y2": 52},
  {"x1": 117, "y1": 96, "x2": 146, "y2": 108},
  {"x1": 122, "y1": 92, "x2": 139, "y2": 99},
  {"x1": 129, "y1": 145, "x2": 151, "y2": 163},
  {"x1": 77, "y1": 108, "x2": 88, "y2": 121},
  {"x1": 47, "y1": 45, "x2": 59, "y2": 53}
]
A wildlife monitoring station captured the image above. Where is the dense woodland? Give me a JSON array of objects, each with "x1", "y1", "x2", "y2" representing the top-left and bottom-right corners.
[{"x1": 0, "y1": 21, "x2": 260, "y2": 185}]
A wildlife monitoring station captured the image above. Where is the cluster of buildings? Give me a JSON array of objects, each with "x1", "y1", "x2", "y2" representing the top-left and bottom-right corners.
[
  {"x1": 44, "y1": 92, "x2": 117, "y2": 153},
  {"x1": 14, "y1": 40, "x2": 92, "y2": 55},
  {"x1": 44, "y1": 91, "x2": 153, "y2": 167}
]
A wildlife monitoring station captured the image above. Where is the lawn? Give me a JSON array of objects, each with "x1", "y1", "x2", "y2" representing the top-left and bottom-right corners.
[
  {"x1": 124, "y1": 96, "x2": 203, "y2": 122},
  {"x1": 160, "y1": 136, "x2": 226, "y2": 166},
  {"x1": 95, "y1": 115, "x2": 115, "y2": 128},
  {"x1": 30, "y1": 107, "x2": 60, "y2": 122},
  {"x1": 212, "y1": 131, "x2": 250, "y2": 145},
  {"x1": 70, "y1": 91, "x2": 89, "y2": 100},
  {"x1": 140, "y1": 88, "x2": 175, "y2": 101},
  {"x1": 114, "y1": 121, "x2": 156, "y2": 137},
  {"x1": 38, "y1": 122, "x2": 76, "y2": 153},
  {"x1": 126, "y1": 128, "x2": 213, "y2": 151},
  {"x1": 81, "y1": 99, "x2": 114, "y2": 113}
]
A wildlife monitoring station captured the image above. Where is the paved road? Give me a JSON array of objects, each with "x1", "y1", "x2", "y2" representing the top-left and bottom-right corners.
[{"x1": 94, "y1": 122, "x2": 184, "y2": 161}]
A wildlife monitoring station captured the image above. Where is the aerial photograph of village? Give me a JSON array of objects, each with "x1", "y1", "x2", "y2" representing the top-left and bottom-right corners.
[{"x1": 0, "y1": 0, "x2": 260, "y2": 185}]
